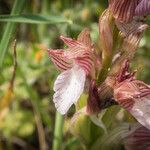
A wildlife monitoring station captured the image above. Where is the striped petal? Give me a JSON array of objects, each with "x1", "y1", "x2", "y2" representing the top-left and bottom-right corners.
[
  {"x1": 109, "y1": 0, "x2": 139, "y2": 23},
  {"x1": 75, "y1": 52, "x2": 95, "y2": 75},
  {"x1": 48, "y1": 49, "x2": 73, "y2": 71},
  {"x1": 110, "y1": 21, "x2": 148, "y2": 75},
  {"x1": 64, "y1": 46, "x2": 95, "y2": 76},
  {"x1": 53, "y1": 64, "x2": 86, "y2": 115},
  {"x1": 114, "y1": 80, "x2": 150, "y2": 130},
  {"x1": 115, "y1": 20, "x2": 148, "y2": 37},
  {"x1": 64, "y1": 45, "x2": 88, "y2": 59},
  {"x1": 77, "y1": 28, "x2": 92, "y2": 48},
  {"x1": 135, "y1": 0, "x2": 150, "y2": 16},
  {"x1": 60, "y1": 35, "x2": 81, "y2": 47},
  {"x1": 124, "y1": 126, "x2": 150, "y2": 150},
  {"x1": 60, "y1": 28, "x2": 92, "y2": 48}
]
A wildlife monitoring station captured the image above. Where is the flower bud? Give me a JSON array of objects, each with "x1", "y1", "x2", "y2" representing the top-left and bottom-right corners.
[{"x1": 99, "y1": 9, "x2": 113, "y2": 57}]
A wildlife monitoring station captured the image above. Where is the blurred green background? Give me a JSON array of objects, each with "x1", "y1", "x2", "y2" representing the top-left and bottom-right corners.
[{"x1": 0, "y1": 0, "x2": 150, "y2": 150}]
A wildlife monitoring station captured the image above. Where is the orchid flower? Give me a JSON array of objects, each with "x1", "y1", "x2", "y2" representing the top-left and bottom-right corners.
[
  {"x1": 114, "y1": 79, "x2": 150, "y2": 129},
  {"x1": 109, "y1": 0, "x2": 150, "y2": 23},
  {"x1": 48, "y1": 28, "x2": 96, "y2": 115},
  {"x1": 114, "y1": 60, "x2": 150, "y2": 130}
]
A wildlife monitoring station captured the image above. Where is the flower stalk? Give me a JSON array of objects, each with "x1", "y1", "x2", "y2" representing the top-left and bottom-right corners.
[{"x1": 53, "y1": 112, "x2": 64, "y2": 150}]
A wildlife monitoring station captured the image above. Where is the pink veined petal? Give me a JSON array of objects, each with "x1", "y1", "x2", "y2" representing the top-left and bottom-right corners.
[
  {"x1": 114, "y1": 80, "x2": 150, "y2": 130},
  {"x1": 75, "y1": 54, "x2": 94, "y2": 75},
  {"x1": 109, "y1": 0, "x2": 139, "y2": 23},
  {"x1": 64, "y1": 45, "x2": 88, "y2": 59},
  {"x1": 124, "y1": 126, "x2": 150, "y2": 150},
  {"x1": 48, "y1": 49, "x2": 73, "y2": 71},
  {"x1": 115, "y1": 20, "x2": 148, "y2": 38},
  {"x1": 64, "y1": 45, "x2": 95, "y2": 76},
  {"x1": 77, "y1": 28, "x2": 92, "y2": 48},
  {"x1": 110, "y1": 22, "x2": 148, "y2": 75},
  {"x1": 60, "y1": 35, "x2": 82, "y2": 47},
  {"x1": 53, "y1": 64, "x2": 86, "y2": 115},
  {"x1": 135, "y1": 0, "x2": 150, "y2": 16},
  {"x1": 60, "y1": 28, "x2": 92, "y2": 48}
]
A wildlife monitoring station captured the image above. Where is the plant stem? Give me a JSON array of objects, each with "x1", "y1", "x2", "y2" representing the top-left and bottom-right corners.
[
  {"x1": 53, "y1": 112, "x2": 64, "y2": 150},
  {"x1": 0, "y1": 0, "x2": 25, "y2": 67},
  {"x1": 97, "y1": 54, "x2": 112, "y2": 85}
]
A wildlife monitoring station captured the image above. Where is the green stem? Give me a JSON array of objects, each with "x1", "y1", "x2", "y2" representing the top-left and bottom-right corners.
[
  {"x1": 53, "y1": 112, "x2": 64, "y2": 150},
  {"x1": 0, "y1": 0, "x2": 25, "y2": 67},
  {"x1": 97, "y1": 54, "x2": 112, "y2": 85}
]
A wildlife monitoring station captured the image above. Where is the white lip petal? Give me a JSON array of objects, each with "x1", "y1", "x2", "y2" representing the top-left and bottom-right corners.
[
  {"x1": 53, "y1": 65, "x2": 86, "y2": 115},
  {"x1": 130, "y1": 98, "x2": 150, "y2": 130}
]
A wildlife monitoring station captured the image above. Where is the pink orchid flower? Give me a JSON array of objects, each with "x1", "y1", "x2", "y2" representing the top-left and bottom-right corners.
[
  {"x1": 114, "y1": 79, "x2": 150, "y2": 129},
  {"x1": 48, "y1": 28, "x2": 96, "y2": 115},
  {"x1": 114, "y1": 61, "x2": 150, "y2": 130}
]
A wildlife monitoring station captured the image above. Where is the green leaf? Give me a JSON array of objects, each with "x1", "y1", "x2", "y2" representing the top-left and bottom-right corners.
[{"x1": 0, "y1": 14, "x2": 73, "y2": 24}]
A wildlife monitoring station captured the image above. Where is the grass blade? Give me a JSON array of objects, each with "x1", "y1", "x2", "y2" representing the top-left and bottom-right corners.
[
  {"x1": 0, "y1": 14, "x2": 73, "y2": 24},
  {"x1": 0, "y1": 0, "x2": 26, "y2": 67}
]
